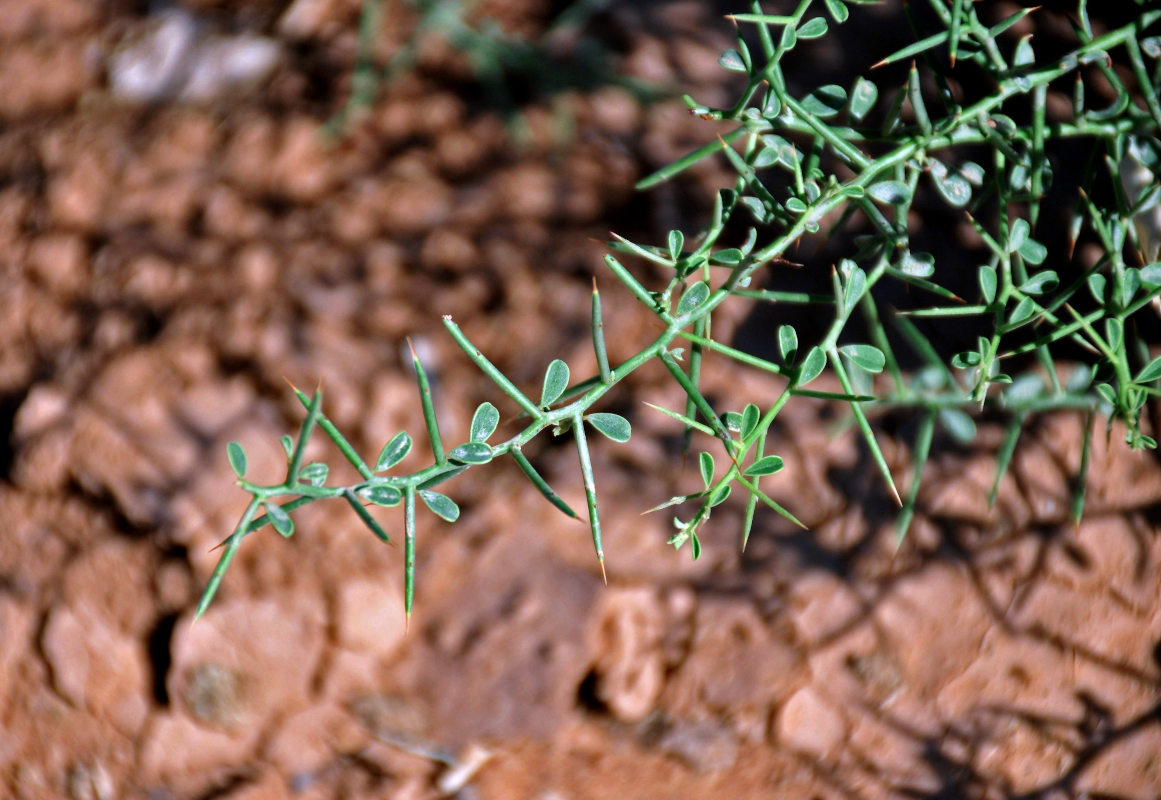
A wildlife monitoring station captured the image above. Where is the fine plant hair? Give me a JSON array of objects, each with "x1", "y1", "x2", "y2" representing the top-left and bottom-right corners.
[{"x1": 203, "y1": 1, "x2": 1161, "y2": 624}]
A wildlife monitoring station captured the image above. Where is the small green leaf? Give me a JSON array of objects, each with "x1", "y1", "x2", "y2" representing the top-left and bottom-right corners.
[
  {"x1": 376, "y1": 432, "x2": 412, "y2": 471},
  {"x1": 689, "y1": 529, "x2": 702, "y2": 560},
  {"x1": 929, "y1": 160, "x2": 972, "y2": 207},
  {"x1": 1095, "y1": 382, "x2": 1117, "y2": 409},
  {"x1": 279, "y1": 435, "x2": 293, "y2": 458},
  {"x1": 899, "y1": 251, "x2": 935, "y2": 278},
  {"x1": 1008, "y1": 218, "x2": 1030, "y2": 253},
  {"x1": 979, "y1": 266, "x2": 998, "y2": 304},
  {"x1": 741, "y1": 403, "x2": 760, "y2": 440},
  {"x1": 1008, "y1": 296, "x2": 1036, "y2": 326},
  {"x1": 677, "y1": 281, "x2": 711, "y2": 314},
  {"x1": 264, "y1": 501, "x2": 294, "y2": 537},
  {"x1": 1121, "y1": 269, "x2": 1141, "y2": 308},
  {"x1": 1018, "y1": 237, "x2": 1048, "y2": 265},
  {"x1": 1007, "y1": 166, "x2": 1035, "y2": 193},
  {"x1": 840, "y1": 344, "x2": 886, "y2": 373},
  {"x1": 780, "y1": 22, "x2": 797, "y2": 50},
  {"x1": 699, "y1": 452, "x2": 714, "y2": 488},
  {"x1": 709, "y1": 248, "x2": 744, "y2": 265},
  {"x1": 797, "y1": 16, "x2": 828, "y2": 38},
  {"x1": 752, "y1": 147, "x2": 779, "y2": 169},
  {"x1": 762, "y1": 92, "x2": 782, "y2": 118},
  {"x1": 841, "y1": 265, "x2": 867, "y2": 318},
  {"x1": 708, "y1": 483, "x2": 731, "y2": 507},
  {"x1": 867, "y1": 181, "x2": 911, "y2": 205},
  {"x1": 953, "y1": 161, "x2": 982, "y2": 186},
  {"x1": 1106, "y1": 318, "x2": 1124, "y2": 351},
  {"x1": 1140, "y1": 263, "x2": 1161, "y2": 288},
  {"x1": 470, "y1": 402, "x2": 499, "y2": 442},
  {"x1": 1014, "y1": 34, "x2": 1035, "y2": 67},
  {"x1": 990, "y1": 113, "x2": 1018, "y2": 136},
  {"x1": 798, "y1": 346, "x2": 827, "y2": 385},
  {"x1": 724, "y1": 411, "x2": 743, "y2": 433},
  {"x1": 800, "y1": 84, "x2": 847, "y2": 117},
  {"x1": 448, "y1": 442, "x2": 493, "y2": 464},
  {"x1": 719, "y1": 49, "x2": 746, "y2": 72},
  {"x1": 739, "y1": 195, "x2": 771, "y2": 223},
  {"x1": 1020, "y1": 271, "x2": 1059, "y2": 295},
  {"x1": 541, "y1": 359, "x2": 570, "y2": 408},
  {"x1": 667, "y1": 230, "x2": 684, "y2": 262},
  {"x1": 952, "y1": 350, "x2": 981, "y2": 369},
  {"x1": 1132, "y1": 184, "x2": 1161, "y2": 216},
  {"x1": 1136, "y1": 356, "x2": 1161, "y2": 383},
  {"x1": 849, "y1": 76, "x2": 877, "y2": 122},
  {"x1": 1088, "y1": 273, "x2": 1107, "y2": 301},
  {"x1": 420, "y1": 489, "x2": 459, "y2": 522},
  {"x1": 360, "y1": 485, "x2": 403, "y2": 507},
  {"x1": 586, "y1": 412, "x2": 632, "y2": 443},
  {"x1": 227, "y1": 441, "x2": 246, "y2": 478},
  {"x1": 823, "y1": 0, "x2": 849, "y2": 23},
  {"x1": 300, "y1": 462, "x2": 328, "y2": 487},
  {"x1": 938, "y1": 408, "x2": 976, "y2": 444},
  {"x1": 745, "y1": 455, "x2": 785, "y2": 476},
  {"x1": 778, "y1": 325, "x2": 798, "y2": 362},
  {"x1": 785, "y1": 197, "x2": 808, "y2": 214}
]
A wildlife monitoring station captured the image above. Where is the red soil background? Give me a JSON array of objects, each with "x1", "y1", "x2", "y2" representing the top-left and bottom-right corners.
[{"x1": 2, "y1": 1, "x2": 1161, "y2": 798}]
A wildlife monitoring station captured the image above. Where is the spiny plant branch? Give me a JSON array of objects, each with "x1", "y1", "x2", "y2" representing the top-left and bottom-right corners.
[{"x1": 203, "y1": 1, "x2": 1161, "y2": 622}]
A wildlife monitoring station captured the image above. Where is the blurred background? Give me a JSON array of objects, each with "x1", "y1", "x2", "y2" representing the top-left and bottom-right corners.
[{"x1": 2, "y1": 2, "x2": 1161, "y2": 798}]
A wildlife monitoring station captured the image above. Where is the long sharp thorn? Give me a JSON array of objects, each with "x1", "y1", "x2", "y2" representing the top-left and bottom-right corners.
[
  {"x1": 592, "y1": 277, "x2": 613, "y2": 386},
  {"x1": 404, "y1": 486, "x2": 416, "y2": 631},
  {"x1": 573, "y1": 412, "x2": 606, "y2": 580},
  {"x1": 408, "y1": 337, "x2": 445, "y2": 465}
]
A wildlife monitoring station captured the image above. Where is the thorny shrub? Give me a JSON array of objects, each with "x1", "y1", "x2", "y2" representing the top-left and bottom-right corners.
[{"x1": 206, "y1": 1, "x2": 1161, "y2": 624}]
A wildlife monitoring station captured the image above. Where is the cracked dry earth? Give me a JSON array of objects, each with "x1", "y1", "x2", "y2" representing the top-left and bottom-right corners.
[{"x1": 3, "y1": 1, "x2": 1161, "y2": 799}]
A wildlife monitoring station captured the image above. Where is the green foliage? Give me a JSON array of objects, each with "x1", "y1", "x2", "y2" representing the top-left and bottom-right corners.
[
  {"x1": 325, "y1": 0, "x2": 658, "y2": 136},
  {"x1": 203, "y1": 2, "x2": 1161, "y2": 622}
]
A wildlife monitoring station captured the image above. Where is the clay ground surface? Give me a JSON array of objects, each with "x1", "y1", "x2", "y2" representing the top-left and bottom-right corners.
[{"x1": 3, "y1": 1, "x2": 1161, "y2": 798}]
